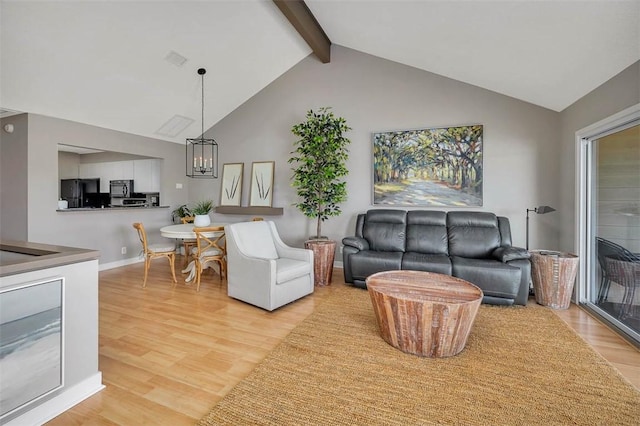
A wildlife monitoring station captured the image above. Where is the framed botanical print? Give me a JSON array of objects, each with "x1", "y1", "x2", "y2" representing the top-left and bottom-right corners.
[
  {"x1": 220, "y1": 163, "x2": 243, "y2": 206},
  {"x1": 249, "y1": 161, "x2": 274, "y2": 207}
]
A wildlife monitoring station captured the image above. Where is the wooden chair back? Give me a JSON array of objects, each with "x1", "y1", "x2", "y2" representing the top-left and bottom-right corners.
[
  {"x1": 181, "y1": 216, "x2": 195, "y2": 224},
  {"x1": 192, "y1": 226, "x2": 226, "y2": 291},
  {"x1": 132, "y1": 222, "x2": 177, "y2": 287},
  {"x1": 133, "y1": 222, "x2": 149, "y2": 254}
]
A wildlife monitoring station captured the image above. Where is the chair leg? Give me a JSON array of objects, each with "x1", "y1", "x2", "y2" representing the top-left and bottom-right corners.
[
  {"x1": 619, "y1": 284, "x2": 637, "y2": 320},
  {"x1": 195, "y1": 259, "x2": 202, "y2": 292},
  {"x1": 218, "y1": 259, "x2": 226, "y2": 280},
  {"x1": 142, "y1": 256, "x2": 150, "y2": 288},
  {"x1": 597, "y1": 277, "x2": 611, "y2": 303},
  {"x1": 169, "y1": 253, "x2": 177, "y2": 284}
]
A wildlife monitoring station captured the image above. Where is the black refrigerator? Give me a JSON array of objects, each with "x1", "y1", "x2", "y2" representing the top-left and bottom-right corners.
[{"x1": 60, "y1": 178, "x2": 101, "y2": 208}]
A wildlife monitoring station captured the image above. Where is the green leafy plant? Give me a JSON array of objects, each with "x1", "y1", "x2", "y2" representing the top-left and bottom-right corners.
[
  {"x1": 289, "y1": 107, "x2": 351, "y2": 239},
  {"x1": 171, "y1": 204, "x2": 192, "y2": 223},
  {"x1": 191, "y1": 199, "x2": 214, "y2": 216}
]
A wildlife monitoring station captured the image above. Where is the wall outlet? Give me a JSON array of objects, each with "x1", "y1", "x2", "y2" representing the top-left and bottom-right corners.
[
  {"x1": 176, "y1": 183, "x2": 183, "y2": 189},
  {"x1": 121, "y1": 247, "x2": 127, "y2": 255}
]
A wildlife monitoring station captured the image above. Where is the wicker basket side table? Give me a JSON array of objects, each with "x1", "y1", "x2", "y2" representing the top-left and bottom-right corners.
[{"x1": 530, "y1": 250, "x2": 579, "y2": 309}]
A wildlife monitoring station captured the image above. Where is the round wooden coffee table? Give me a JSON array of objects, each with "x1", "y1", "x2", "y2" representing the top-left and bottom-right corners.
[{"x1": 366, "y1": 270, "x2": 483, "y2": 358}]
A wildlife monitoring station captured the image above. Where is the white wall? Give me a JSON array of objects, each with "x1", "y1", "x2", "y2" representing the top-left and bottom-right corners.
[
  {"x1": 25, "y1": 114, "x2": 188, "y2": 263},
  {"x1": 558, "y1": 61, "x2": 640, "y2": 253},
  {"x1": 0, "y1": 113, "x2": 28, "y2": 241},
  {"x1": 206, "y1": 46, "x2": 561, "y2": 250}
]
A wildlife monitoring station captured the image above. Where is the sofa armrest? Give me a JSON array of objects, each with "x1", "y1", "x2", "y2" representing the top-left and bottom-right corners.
[
  {"x1": 342, "y1": 236, "x2": 369, "y2": 251},
  {"x1": 492, "y1": 246, "x2": 530, "y2": 263}
]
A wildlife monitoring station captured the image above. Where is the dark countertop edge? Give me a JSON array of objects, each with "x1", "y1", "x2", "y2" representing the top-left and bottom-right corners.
[
  {"x1": 0, "y1": 240, "x2": 100, "y2": 278},
  {"x1": 56, "y1": 205, "x2": 170, "y2": 212}
]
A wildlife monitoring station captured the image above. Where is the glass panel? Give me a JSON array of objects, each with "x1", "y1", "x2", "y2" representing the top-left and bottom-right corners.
[{"x1": 590, "y1": 124, "x2": 640, "y2": 342}]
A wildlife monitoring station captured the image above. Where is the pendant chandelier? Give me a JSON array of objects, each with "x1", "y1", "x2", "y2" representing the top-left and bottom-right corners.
[{"x1": 186, "y1": 68, "x2": 218, "y2": 178}]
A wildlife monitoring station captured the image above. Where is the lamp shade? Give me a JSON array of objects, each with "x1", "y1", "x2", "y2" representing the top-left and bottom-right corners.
[
  {"x1": 536, "y1": 205, "x2": 555, "y2": 214},
  {"x1": 526, "y1": 205, "x2": 556, "y2": 250}
]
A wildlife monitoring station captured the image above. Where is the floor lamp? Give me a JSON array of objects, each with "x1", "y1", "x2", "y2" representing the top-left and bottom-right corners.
[{"x1": 526, "y1": 205, "x2": 556, "y2": 250}]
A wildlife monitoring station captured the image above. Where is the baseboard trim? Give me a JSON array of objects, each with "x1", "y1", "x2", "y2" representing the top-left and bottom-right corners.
[
  {"x1": 5, "y1": 373, "x2": 104, "y2": 426},
  {"x1": 99, "y1": 257, "x2": 142, "y2": 271}
]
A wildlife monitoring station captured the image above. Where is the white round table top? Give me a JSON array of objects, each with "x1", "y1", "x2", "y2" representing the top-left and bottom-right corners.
[{"x1": 160, "y1": 223, "x2": 227, "y2": 239}]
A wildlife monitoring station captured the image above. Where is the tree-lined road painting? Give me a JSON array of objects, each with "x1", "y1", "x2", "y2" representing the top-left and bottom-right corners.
[{"x1": 374, "y1": 125, "x2": 483, "y2": 206}]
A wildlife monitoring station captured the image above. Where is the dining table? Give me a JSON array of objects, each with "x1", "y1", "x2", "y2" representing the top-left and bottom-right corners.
[{"x1": 160, "y1": 223, "x2": 227, "y2": 283}]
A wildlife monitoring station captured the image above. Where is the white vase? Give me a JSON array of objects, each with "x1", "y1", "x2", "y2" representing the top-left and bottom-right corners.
[{"x1": 194, "y1": 214, "x2": 211, "y2": 227}]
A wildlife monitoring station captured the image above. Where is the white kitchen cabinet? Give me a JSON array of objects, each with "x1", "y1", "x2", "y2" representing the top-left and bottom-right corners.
[
  {"x1": 79, "y1": 161, "x2": 135, "y2": 192},
  {"x1": 79, "y1": 163, "x2": 108, "y2": 192},
  {"x1": 133, "y1": 159, "x2": 161, "y2": 193}
]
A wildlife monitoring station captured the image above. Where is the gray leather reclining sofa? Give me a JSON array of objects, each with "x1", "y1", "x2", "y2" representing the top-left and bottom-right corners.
[{"x1": 342, "y1": 209, "x2": 531, "y2": 306}]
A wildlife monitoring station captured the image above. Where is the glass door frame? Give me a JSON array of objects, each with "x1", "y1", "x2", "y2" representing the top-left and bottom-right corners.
[{"x1": 576, "y1": 103, "x2": 640, "y2": 346}]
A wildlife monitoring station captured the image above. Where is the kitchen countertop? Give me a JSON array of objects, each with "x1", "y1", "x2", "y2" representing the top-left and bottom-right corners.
[
  {"x1": 0, "y1": 240, "x2": 100, "y2": 277},
  {"x1": 56, "y1": 205, "x2": 170, "y2": 212}
]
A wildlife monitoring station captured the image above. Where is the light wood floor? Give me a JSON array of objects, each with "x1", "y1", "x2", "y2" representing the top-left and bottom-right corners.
[{"x1": 46, "y1": 259, "x2": 640, "y2": 425}]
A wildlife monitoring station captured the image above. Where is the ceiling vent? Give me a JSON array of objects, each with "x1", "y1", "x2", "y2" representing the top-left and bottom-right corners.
[
  {"x1": 165, "y1": 50, "x2": 188, "y2": 67},
  {"x1": 156, "y1": 115, "x2": 194, "y2": 137}
]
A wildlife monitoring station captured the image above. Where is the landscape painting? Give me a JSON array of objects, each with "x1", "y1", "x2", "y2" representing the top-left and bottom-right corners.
[
  {"x1": 0, "y1": 278, "x2": 63, "y2": 419},
  {"x1": 373, "y1": 125, "x2": 483, "y2": 206}
]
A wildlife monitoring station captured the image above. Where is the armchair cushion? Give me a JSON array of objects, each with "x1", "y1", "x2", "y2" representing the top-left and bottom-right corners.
[{"x1": 276, "y1": 258, "x2": 313, "y2": 284}]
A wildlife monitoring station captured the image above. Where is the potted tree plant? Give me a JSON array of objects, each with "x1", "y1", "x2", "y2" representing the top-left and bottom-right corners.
[
  {"x1": 191, "y1": 199, "x2": 214, "y2": 227},
  {"x1": 289, "y1": 107, "x2": 351, "y2": 286}
]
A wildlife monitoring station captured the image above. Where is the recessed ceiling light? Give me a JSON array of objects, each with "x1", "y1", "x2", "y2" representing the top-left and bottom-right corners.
[
  {"x1": 165, "y1": 50, "x2": 188, "y2": 67},
  {"x1": 156, "y1": 115, "x2": 194, "y2": 137}
]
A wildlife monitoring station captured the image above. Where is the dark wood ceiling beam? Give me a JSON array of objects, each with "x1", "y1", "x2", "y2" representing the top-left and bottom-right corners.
[{"x1": 273, "y1": 0, "x2": 331, "y2": 63}]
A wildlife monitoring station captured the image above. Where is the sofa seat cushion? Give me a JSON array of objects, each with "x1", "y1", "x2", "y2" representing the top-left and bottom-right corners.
[
  {"x1": 402, "y1": 252, "x2": 452, "y2": 275},
  {"x1": 350, "y1": 251, "x2": 403, "y2": 280},
  {"x1": 275, "y1": 258, "x2": 313, "y2": 284},
  {"x1": 451, "y1": 256, "x2": 521, "y2": 301}
]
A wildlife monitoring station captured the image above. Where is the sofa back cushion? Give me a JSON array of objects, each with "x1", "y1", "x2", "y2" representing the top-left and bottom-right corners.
[
  {"x1": 447, "y1": 211, "x2": 501, "y2": 258},
  {"x1": 406, "y1": 211, "x2": 448, "y2": 254},
  {"x1": 363, "y1": 209, "x2": 407, "y2": 252}
]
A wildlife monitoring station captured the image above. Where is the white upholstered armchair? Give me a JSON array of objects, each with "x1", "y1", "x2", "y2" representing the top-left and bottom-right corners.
[{"x1": 225, "y1": 221, "x2": 314, "y2": 311}]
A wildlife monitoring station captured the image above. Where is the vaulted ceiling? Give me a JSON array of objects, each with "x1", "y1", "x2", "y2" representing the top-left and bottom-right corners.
[{"x1": 1, "y1": 1, "x2": 638, "y2": 145}]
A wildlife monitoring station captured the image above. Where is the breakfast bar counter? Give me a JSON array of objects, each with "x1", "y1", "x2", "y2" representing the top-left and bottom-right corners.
[
  {"x1": 0, "y1": 240, "x2": 99, "y2": 277},
  {"x1": 0, "y1": 240, "x2": 103, "y2": 425}
]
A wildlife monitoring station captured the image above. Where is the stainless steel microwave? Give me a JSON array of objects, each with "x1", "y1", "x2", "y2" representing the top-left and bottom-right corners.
[{"x1": 110, "y1": 180, "x2": 133, "y2": 198}]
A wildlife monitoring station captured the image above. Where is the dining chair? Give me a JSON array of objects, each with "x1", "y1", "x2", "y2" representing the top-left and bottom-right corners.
[
  {"x1": 192, "y1": 225, "x2": 226, "y2": 292},
  {"x1": 251, "y1": 217, "x2": 264, "y2": 221},
  {"x1": 180, "y1": 216, "x2": 197, "y2": 266},
  {"x1": 133, "y1": 222, "x2": 178, "y2": 287}
]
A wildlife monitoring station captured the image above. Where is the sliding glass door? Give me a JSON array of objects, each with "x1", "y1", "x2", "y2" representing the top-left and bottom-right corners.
[{"x1": 579, "y1": 106, "x2": 640, "y2": 346}]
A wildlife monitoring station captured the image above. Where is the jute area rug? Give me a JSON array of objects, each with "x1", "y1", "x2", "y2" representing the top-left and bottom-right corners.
[{"x1": 198, "y1": 284, "x2": 640, "y2": 425}]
